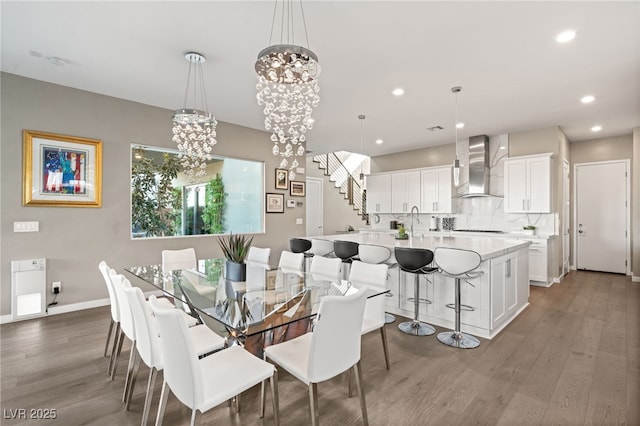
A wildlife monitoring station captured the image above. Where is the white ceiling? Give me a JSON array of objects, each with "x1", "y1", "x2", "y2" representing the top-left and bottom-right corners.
[{"x1": 2, "y1": 1, "x2": 639, "y2": 156}]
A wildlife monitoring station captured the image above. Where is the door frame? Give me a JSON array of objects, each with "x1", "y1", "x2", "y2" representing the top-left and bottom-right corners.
[
  {"x1": 562, "y1": 159, "x2": 570, "y2": 277},
  {"x1": 573, "y1": 159, "x2": 630, "y2": 275}
]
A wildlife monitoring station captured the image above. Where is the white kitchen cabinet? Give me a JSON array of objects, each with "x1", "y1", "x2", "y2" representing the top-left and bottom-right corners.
[
  {"x1": 490, "y1": 252, "x2": 519, "y2": 329},
  {"x1": 504, "y1": 154, "x2": 552, "y2": 213},
  {"x1": 391, "y1": 170, "x2": 421, "y2": 213},
  {"x1": 526, "y1": 239, "x2": 548, "y2": 284},
  {"x1": 366, "y1": 173, "x2": 392, "y2": 213},
  {"x1": 420, "y1": 166, "x2": 453, "y2": 213}
]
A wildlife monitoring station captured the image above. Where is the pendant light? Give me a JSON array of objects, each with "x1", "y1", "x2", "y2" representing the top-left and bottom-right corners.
[{"x1": 452, "y1": 86, "x2": 462, "y2": 187}]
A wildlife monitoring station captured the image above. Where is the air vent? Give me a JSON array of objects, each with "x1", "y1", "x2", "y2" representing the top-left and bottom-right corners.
[{"x1": 427, "y1": 125, "x2": 444, "y2": 132}]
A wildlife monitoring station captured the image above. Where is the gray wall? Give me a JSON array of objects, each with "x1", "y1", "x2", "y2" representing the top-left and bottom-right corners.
[
  {"x1": 0, "y1": 73, "x2": 305, "y2": 316},
  {"x1": 370, "y1": 143, "x2": 455, "y2": 172}
]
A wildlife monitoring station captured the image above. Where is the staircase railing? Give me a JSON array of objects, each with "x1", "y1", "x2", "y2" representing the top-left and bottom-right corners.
[{"x1": 313, "y1": 153, "x2": 367, "y2": 222}]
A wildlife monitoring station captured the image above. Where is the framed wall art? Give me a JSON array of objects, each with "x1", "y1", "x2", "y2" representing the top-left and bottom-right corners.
[
  {"x1": 290, "y1": 181, "x2": 305, "y2": 197},
  {"x1": 23, "y1": 130, "x2": 102, "y2": 207},
  {"x1": 275, "y1": 168, "x2": 288, "y2": 190},
  {"x1": 266, "y1": 192, "x2": 284, "y2": 213}
]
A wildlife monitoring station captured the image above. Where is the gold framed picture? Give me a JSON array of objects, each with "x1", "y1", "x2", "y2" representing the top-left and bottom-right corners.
[{"x1": 22, "y1": 130, "x2": 102, "y2": 207}]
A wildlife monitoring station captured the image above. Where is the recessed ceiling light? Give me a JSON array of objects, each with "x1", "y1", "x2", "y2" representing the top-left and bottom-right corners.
[
  {"x1": 456, "y1": 122, "x2": 465, "y2": 129},
  {"x1": 581, "y1": 95, "x2": 595, "y2": 104},
  {"x1": 375, "y1": 139, "x2": 384, "y2": 145},
  {"x1": 556, "y1": 30, "x2": 576, "y2": 43},
  {"x1": 591, "y1": 125, "x2": 602, "y2": 132},
  {"x1": 392, "y1": 88, "x2": 404, "y2": 96}
]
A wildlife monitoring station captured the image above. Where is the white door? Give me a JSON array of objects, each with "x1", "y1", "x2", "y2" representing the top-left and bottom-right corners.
[
  {"x1": 575, "y1": 161, "x2": 628, "y2": 273},
  {"x1": 306, "y1": 177, "x2": 323, "y2": 236}
]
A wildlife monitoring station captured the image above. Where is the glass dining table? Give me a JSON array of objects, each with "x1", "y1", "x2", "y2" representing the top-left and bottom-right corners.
[{"x1": 126, "y1": 259, "x2": 387, "y2": 357}]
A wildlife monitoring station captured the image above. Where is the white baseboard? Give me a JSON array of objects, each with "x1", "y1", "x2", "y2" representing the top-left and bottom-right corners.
[
  {"x1": 0, "y1": 290, "x2": 163, "y2": 324},
  {"x1": 632, "y1": 275, "x2": 640, "y2": 283}
]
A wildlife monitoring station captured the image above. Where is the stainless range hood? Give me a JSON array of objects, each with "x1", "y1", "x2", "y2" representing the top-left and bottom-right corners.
[{"x1": 460, "y1": 135, "x2": 492, "y2": 197}]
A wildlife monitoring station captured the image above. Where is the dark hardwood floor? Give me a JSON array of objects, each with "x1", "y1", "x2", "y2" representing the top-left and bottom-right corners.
[{"x1": 1, "y1": 270, "x2": 638, "y2": 425}]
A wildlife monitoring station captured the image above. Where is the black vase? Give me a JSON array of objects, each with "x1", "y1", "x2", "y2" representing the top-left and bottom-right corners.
[{"x1": 225, "y1": 261, "x2": 246, "y2": 282}]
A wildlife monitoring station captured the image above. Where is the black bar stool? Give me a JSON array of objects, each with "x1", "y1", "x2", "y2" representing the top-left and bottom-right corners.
[
  {"x1": 394, "y1": 247, "x2": 437, "y2": 336},
  {"x1": 434, "y1": 247, "x2": 483, "y2": 349},
  {"x1": 289, "y1": 238, "x2": 313, "y2": 273},
  {"x1": 334, "y1": 240, "x2": 359, "y2": 280}
]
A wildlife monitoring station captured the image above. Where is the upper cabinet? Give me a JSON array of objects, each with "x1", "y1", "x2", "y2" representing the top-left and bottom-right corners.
[
  {"x1": 420, "y1": 166, "x2": 453, "y2": 213},
  {"x1": 391, "y1": 171, "x2": 421, "y2": 213},
  {"x1": 504, "y1": 154, "x2": 552, "y2": 213},
  {"x1": 366, "y1": 173, "x2": 392, "y2": 213}
]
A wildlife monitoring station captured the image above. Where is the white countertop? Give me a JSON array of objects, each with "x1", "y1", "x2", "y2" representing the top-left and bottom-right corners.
[
  {"x1": 359, "y1": 228, "x2": 556, "y2": 240},
  {"x1": 321, "y1": 232, "x2": 531, "y2": 261}
]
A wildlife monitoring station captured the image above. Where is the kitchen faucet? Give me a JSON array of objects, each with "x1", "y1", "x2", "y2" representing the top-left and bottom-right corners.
[{"x1": 410, "y1": 205, "x2": 420, "y2": 237}]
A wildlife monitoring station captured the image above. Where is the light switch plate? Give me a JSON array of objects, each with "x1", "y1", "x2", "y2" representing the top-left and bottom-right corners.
[
  {"x1": 296, "y1": 167, "x2": 305, "y2": 174},
  {"x1": 14, "y1": 221, "x2": 39, "y2": 232},
  {"x1": 296, "y1": 218, "x2": 303, "y2": 225}
]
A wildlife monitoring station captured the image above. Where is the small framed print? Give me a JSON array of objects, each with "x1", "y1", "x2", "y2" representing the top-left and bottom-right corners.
[
  {"x1": 286, "y1": 199, "x2": 296, "y2": 208},
  {"x1": 290, "y1": 181, "x2": 305, "y2": 197},
  {"x1": 275, "y1": 168, "x2": 288, "y2": 190},
  {"x1": 266, "y1": 192, "x2": 284, "y2": 213}
]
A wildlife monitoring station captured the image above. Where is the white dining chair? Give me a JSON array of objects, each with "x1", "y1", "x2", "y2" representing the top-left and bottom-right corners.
[
  {"x1": 309, "y1": 256, "x2": 342, "y2": 283},
  {"x1": 99, "y1": 261, "x2": 120, "y2": 363},
  {"x1": 277, "y1": 250, "x2": 304, "y2": 274},
  {"x1": 357, "y1": 244, "x2": 397, "y2": 324},
  {"x1": 348, "y1": 260, "x2": 391, "y2": 370},
  {"x1": 122, "y1": 288, "x2": 226, "y2": 424},
  {"x1": 245, "y1": 246, "x2": 271, "y2": 292},
  {"x1": 149, "y1": 296, "x2": 280, "y2": 426},
  {"x1": 262, "y1": 289, "x2": 368, "y2": 426},
  {"x1": 161, "y1": 248, "x2": 197, "y2": 272}
]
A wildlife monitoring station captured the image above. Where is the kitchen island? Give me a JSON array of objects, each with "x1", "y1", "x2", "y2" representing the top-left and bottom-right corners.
[{"x1": 319, "y1": 233, "x2": 531, "y2": 339}]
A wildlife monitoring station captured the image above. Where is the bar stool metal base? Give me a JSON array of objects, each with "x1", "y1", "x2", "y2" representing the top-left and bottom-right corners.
[
  {"x1": 437, "y1": 331, "x2": 480, "y2": 349},
  {"x1": 384, "y1": 313, "x2": 396, "y2": 324},
  {"x1": 398, "y1": 320, "x2": 435, "y2": 336}
]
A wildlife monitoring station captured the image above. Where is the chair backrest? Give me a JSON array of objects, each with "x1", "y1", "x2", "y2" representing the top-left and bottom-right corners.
[
  {"x1": 334, "y1": 240, "x2": 359, "y2": 262},
  {"x1": 289, "y1": 238, "x2": 312, "y2": 254},
  {"x1": 246, "y1": 247, "x2": 271, "y2": 291},
  {"x1": 109, "y1": 270, "x2": 135, "y2": 341},
  {"x1": 162, "y1": 248, "x2": 197, "y2": 273},
  {"x1": 309, "y1": 238, "x2": 334, "y2": 257},
  {"x1": 308, "y1": 290, "x2": 367, "y2": 383},
  {"x1": 149, "y1": 295, "x2": 201, "y2": 410},
  {"x1": 310, "y1": 256, "x2": 342, "y2": 282},
  {"x1": 358, "y1": 245, "x2": 392, "y2": 265},
  {"x1": 278, "y1": 250, "x2": 304, "y2": 274},
  {"x1": 124, "y1": 285, "x2": 161, "y2": 369},
  {"x1": 99, "y1": 261, "x2": 119, "y2": 322},
  {"x1": 394, "y1": 247, "x2": 434, "y2": 273},
  {"x1": 434, "y1": 248, "x2": 482, "y2": 276},
  {"x1": 348, "y1": 261, "x2": 388, "y2": 290}
]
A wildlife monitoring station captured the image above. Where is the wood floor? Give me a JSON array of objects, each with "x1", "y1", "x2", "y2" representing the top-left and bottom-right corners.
[{"x1": 1, "y1": 270, "x2": 638, "y2": 425}]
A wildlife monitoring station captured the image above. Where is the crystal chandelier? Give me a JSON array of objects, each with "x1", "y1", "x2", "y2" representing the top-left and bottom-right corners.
[
  {"x1": 452, "y1": 86, "x2": 462, "y2": 187},
  {"x1": 255, "y1": 0, "x2": 320, "y2": 180},
  {"x1": 172, "y1": 52, "x2": 217, "y2": 181}
]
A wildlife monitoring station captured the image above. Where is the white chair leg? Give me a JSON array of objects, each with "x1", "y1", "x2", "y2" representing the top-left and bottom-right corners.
[
  {"x1": 353, "y1": 361, "x2": 369, "y2": 426},
  {"x1": 271, "y1": 370, "x2": 280, "y2": 426},
  {"x1": 380, "y1": 326, "x2": 390, "y2": 370},
  {"x1": 141, "y1": 367, "x2": 158, "y2": 426},
  {"x1": 104, "y1": 319, "x2": 114, "y2": 357},
  {"x1": 155, "y1": 380, "x2": 170, "y2": 426},
  {"x1": 190, "y1": 409, "x2": 201, "y2": 426},
  {"x1": 308, "y1": 382, "x2": 319, "y2": 426},
  {"x1": 125, "y1": 352, "x2": 141, "y2": 410},
  {"x1": 123, "y1": 342, "x2": 137, "y2": 403}
]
